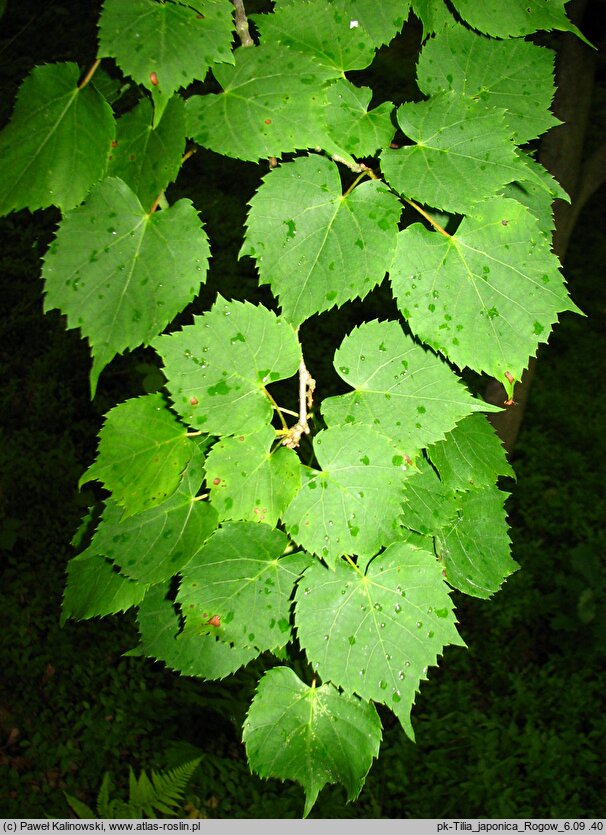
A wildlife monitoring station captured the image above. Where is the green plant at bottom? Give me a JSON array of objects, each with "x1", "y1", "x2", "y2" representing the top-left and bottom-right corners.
[{"x1": 64, "y1": 758, "x2": 201, "y2": 819}]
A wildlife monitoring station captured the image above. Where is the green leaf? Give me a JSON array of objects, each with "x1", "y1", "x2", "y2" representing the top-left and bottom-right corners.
[
  {"x1": 417, "y1": 23, "x2": 559, "y2": 144},
  {"x1": 345, "y1": 0, "x2": 410, "y2": 47},
  {"x1": 42, "y1": 177, "x2": 210, "y2": 393},
  {"x1": 242, "y1": 155, "x2": 401, "y2": 327},
  {"x1": 411, "y1": 0, "x2": 457, "y2": 35},
  {"x1": 389, "y1": 198, "x2": 580, "y2": 387},
  {"x1": 273, "y1": 0, "x2": 410, "y2": 47},
  {"x1": 401, "y1": 458, "x2": 458, "y2": 536},
  {"x1": 502, "y1": 151, "x2": 568, "y2": 237},
  {"x1": 137, "y1": 583, "x2": 259, "y2": 679},
  {"x1": 82, "y1": 393, "x2": 195, "y2": 518},
  {"x1": 380, "y1": 92, "x2": 521, "y2": 215},
  {"x1": 427, "y1": 413, "x2": 514, "y2": 491},
  {"x1": 98, "y1": 0, "x2": 234, "y2": 124},
  {"x1": 282, "y1": 425, "x2": 409, "y2": 567},
  {"x1": 154, "y1": 297, "x2": 301, "y2": 436},
  {"x1": 205, "y1": 426, "x2": 302, "y2": 526},
  {"x1": 514, "y1": 150, "x2": 568, "y2": 203},
  {"x1": 107, "y1": 95, "x2": 186, "y2": 212},
  {"x1": 121, "y1": 759, "x2": 201, "y2": 818},
  {"x1": 321, "y1": 320, "x2": 490, "y2": 456},
  {"x1": 92, "y1": 67, "x2": 128, "y2": 105},
  {"x1": 243, "y1": 666, "x2": 382, "y2": 817},
  {"x1": 324, "y1": 80, "x2": 395, "y2": 159},
  {"x1": 436, "y1": 484, "x2": 517, "y2": 598},
  {"x1": 62, "y1": 548, "x2": 147, "y2": 624},
  {"x1": 501, "y1": 180, "x2": 555, "y2": 238},
  {"x1": 64, "y1": 793, "x2": 97, "y2": 819},
  {"x1": 295, "y1": 547, "x2": 465, "y2": 739},
  {"x1": 253, "y1": 0, "x2": 377, "y2": 73},
  {"x1": 449, "y1": 0, "x2": 590, "y2": 43},
  {"x1": 398, "y1": 528, "x2": 436, "y2": 553},
  {"x1": 0, "y1": 63, "x2": 114, "y2": 215},
  {"x1": 178, "y1": 523, "x2": 312, "y2": 651},
  {"x1": 91, "y1": 448, "x2": 218, "y2": 584},
  {"x1": 185, "y1": 45, "x2": 339, "y2": 162}
]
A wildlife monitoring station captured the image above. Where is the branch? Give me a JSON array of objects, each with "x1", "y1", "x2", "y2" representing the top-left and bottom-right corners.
[
  {"x1": 281, "y1": 357, "x2": 315, "y2": 449},
  {"x1": 78, "y1": 59, "x2": 101, "y2": 90},
  {"x1": 232, "y1": 0, "x2": 254, "y2": 47}
]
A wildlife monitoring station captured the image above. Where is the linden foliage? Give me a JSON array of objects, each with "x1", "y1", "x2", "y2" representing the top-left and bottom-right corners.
[{"x1": 0, "y1": 0, "x2": 584, "y2": 815}]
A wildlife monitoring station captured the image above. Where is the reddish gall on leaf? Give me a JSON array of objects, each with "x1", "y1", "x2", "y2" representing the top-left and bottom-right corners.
[
  {"x1": 207, "y1": 615, "x2": 221, "y2": 627},
  {"x1": 150, "y1": 71, "x2": 159, "y2": 86}
]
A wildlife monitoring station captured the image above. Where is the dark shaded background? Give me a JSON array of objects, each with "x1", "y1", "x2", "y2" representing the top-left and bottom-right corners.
[{"x1": 1, "y1": 0, "x2": 605, "y2": 818}]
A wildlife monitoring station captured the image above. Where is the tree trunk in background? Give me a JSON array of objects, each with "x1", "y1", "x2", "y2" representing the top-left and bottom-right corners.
[{"x1": 485, "y1": 0, "x2": 604, "y2": 454}]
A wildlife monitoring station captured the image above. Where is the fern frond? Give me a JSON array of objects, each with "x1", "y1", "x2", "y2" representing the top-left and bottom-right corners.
[
  {"x1": 66, "y1": 758, "x2": 202, "y2": 820},
  {"x1": 96, "y1": 772, "x2": 113, "y2": 818},
  {"x1": 147, "y1": 758, "x2": 202, "y2": 817},
  {"x1": 64, "y1": 793, "x2": 96, "y2": 819},
  {"x1": 102, "y1": 758, "x2": 201, "y2": 819}
]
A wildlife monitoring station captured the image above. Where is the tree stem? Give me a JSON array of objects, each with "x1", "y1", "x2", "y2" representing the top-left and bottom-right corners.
[
  {"x1": 282, "y1": 356, "x2": 315, "y2": 449},
  {"x1": 232, "y1": 0, "x2": 254, "y2": 47}
]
